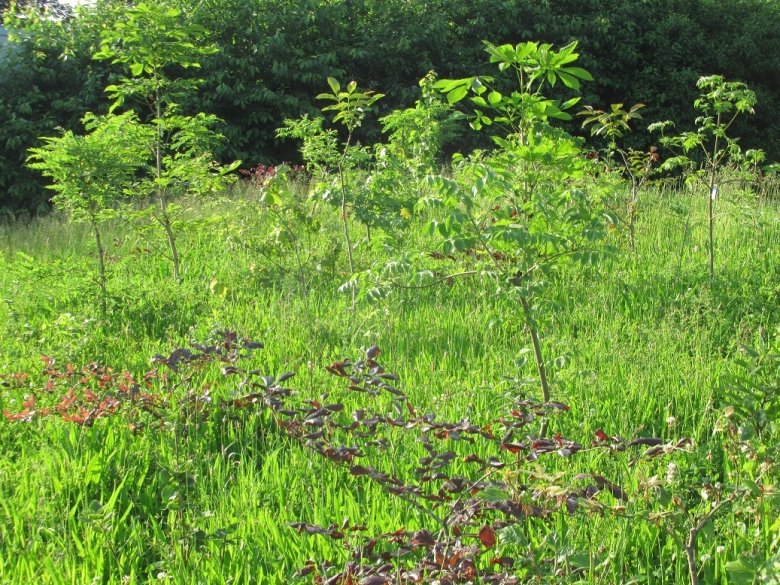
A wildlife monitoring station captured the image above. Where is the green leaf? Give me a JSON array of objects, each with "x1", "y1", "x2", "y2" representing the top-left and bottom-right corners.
[
  {"x1": 558, "y1": 71, "x2": 581, "y2": 91},
  {"x1": 498, "y1": 524, "x2": 528, "y2": 546},
  {"x1": 568, "y1": 553, "x2": 592, "y2": 570},
  {"x1": 446, "y1": 85, "x2": 469, "y2": 105},
  {"x1": 327, "y1": 77, "x2": 340, "y2": 94},
  {"x1": 561, "y1": 97, "x2": 581, "y2": 110},
  {"x1": 433, "y1": 78, "x2": 467, "y2": 92},
  {"x1": 564, "y1": 67, "x2": 594, "y2": 81},
  {"x1": 470, "y1": 78, "x2": 487, "y2": 94},
  {"x1": 725, "y1": 558, "x2": 757, "y2": 585},
  {"x1": 477, "y1": 487, "x2": 511, "y2": 502}
]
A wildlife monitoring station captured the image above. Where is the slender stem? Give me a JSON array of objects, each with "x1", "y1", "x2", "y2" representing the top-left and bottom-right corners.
[
  {"x1": 390, "y1": 271, "x2": 478, "y2": 290},
  {"x1": 707, "y1": 178, "x2": 715, "y2": 279},
  {"x1": 338, "y1": 131, "x2": 356, "y2": 309},
  {"x1": 388, "y1": 488, "x2": 446, "y2": 530},
  {"x1": 160, "y1": 208, "x2": 180, "y2": 283},
  {"x1": 339, "y1": 165, "x2": 354, "y2": 276},
  {"x1": 155, "y1": 93, "x2": 163, "y2": 184},
  {"x1": 707, "y1": 114, "x2": 721, "y2": 280},
  {"x1": 273, "y1": 206, "x2": 308, "y2": 293},
  {"x1": 154, "y1": 94, "x2": 181, "y2": 283},
  {"x1": 519, "y1": 295, "x2": 551, "y2": 438},
  {"x1": 684, "y1": 492, "x2": 741, "y2": 585},
  {"x1": 92, "y1": 217, "x2": 107, "y2": 321},
  {"x1": 629, "y1": 176, "x2": 639, "y2": 252}
]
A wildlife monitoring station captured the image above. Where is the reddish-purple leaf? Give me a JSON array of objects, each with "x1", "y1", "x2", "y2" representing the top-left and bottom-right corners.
[
  {"x1": 409, "y1": 530, "x2": 436, "y2": 547},
  {"x1": 295, "y1": 562, "x2": 316, "y2": 577},
  {"x1": 490, "y1": 556, "x2": 515, "y2": 568},
  {"x1": 277, "y1": 371, "x2": 296, "y2": 383},
  {"x1": 479, "y1": 525, "x2": 496, "y2": 549}
]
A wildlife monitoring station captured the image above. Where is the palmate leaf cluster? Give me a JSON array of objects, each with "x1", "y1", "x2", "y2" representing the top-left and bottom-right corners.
[
  {"x1": 406, "y1": 41, "x2": 610, "y2": 299},
  {"x1": 651, "y1": 75, "x2": 759, "y2": 179},
  {"x1": 188, "y1": 0, "x2": 780, "y2": 168}
]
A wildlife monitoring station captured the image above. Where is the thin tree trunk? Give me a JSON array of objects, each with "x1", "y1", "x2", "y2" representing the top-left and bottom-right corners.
[
  {"x1": 338, "y1": 132, "x2": 356, "y2": 310},
  {"x1": 685, "y1": 530, "x2": 700, "y2": 585},
  {"x1": 707, "y1": 117, "x2": 720, "y2": 280},
  {"x1": 520, "y1": 295, "x2": 550, "y2": 438},
  {"x1": 154, "y1": 97, "x2": 181, "y2": 283},
  {"x1": 707, "y1": 178, "x2": 715, "y2": 280},
  {"x1": 92, "y1": 218, "x2": 107, "y2": 321},
  {"x1": 161, "y1": 208, "x2": 181, "y2": 283},
  {"x1": 339, "y1": 167, "x2": 354, "y2": 276},
  {"x1": 629, "y1": 177, "x2": 639, "y2": 251}
]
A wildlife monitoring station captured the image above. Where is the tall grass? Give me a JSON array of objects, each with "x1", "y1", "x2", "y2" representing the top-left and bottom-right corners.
[{"x1": 0, "y1": 181, "x2": 778, "y2": 584}]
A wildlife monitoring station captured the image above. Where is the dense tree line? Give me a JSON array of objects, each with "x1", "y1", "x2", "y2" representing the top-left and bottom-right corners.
[{"x1": 2, "y1": 0, "x2": 780, "y2": 215}]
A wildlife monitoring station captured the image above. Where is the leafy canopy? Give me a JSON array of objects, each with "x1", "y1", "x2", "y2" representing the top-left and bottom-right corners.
[{"x1": 26, "y1": 111, "x2": 151, "y2": 222}]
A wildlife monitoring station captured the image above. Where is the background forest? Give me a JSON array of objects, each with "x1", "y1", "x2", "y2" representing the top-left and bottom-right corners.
[{"x1": 2, "y1": 0, "x2": 780, "y2": 215}]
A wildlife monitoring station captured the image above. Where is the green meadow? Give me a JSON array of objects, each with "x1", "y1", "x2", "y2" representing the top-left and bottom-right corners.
[
  {"x1": 1, "y1": 2, "x2": 779, "y2": 582},
  {"x1": 0, "y1": 181, "x2": 778, "y2": 584}
]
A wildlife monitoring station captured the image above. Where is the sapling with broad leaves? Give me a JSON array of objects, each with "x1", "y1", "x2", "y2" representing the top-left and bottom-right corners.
[
  {"x1": 578, "y1": 102, "x2": 658, "y2": 250},
  {"x1": 93, "y1": 0, "x2": 239, "y2": 283},
  {"x1": 278, "y1": 78, "x2": 383, "y2": 309},
  {"x1": 649, "y1": 75, "x2": 762, "y2": 279},
  {"x1": 277, "y1": 77, "x2": 384, "y2": 275},
  {"x1": 369, "y1": 71, "x2": 459, "y2": 229},
  {"x1": 27, "y1": 112, "x2": 152, "y2": 320},
  {"x1": 350, "y1": 41, "x2": 613, "y2": 438},
  {"x1": 377, "y1": 71, "x2": 457, "y2": 176},
  {"x1": 428, "y1": 42, "x2": 610, "y2": 438},
  {"x1": 223, "y1": 165, "x2": 336, "y2": 293}
]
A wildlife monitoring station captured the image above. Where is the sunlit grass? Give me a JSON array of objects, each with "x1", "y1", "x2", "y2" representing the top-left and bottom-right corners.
[{"x1": 0, "y1": 183, "x2": 778, "y2": 583}]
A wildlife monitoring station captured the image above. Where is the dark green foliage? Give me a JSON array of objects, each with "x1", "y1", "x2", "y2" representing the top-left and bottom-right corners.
[
  {"x1": 566, "y1": 0, "x2": 780, "y2": 159},
  {"x1": 187, "y1": 0, "x2": 352, "y2": 164},
  {"x1": 130, "y1": 0, "x2": 778, "y2": 169},
  {"x1": 0, "y1": 2, "x2": 115, "y2": 216},
  {"x1": 3, "y1": 0, "x2": 780, "y2": 214}
]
